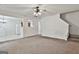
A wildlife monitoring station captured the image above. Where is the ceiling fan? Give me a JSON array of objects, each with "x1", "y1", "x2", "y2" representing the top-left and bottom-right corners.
[{"x1": 32, "y1": 4, "x2": 47, "y2": 17}]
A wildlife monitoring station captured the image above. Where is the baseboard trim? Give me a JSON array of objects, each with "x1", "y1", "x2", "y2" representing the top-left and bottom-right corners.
[
  {"x1": 0, "y1": 34, "x2": 39, "y2": 43},
  {"x1": 40, "y1": 35, "x2": 67, "y2": 41},
  {"x1": 23, "y1": 34, "x2": 40, "y2": 38}
]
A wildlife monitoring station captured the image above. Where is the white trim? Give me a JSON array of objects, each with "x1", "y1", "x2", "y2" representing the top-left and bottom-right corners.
[{"x1": 38, "y1": 21, "x2": 41, "y2": 34}]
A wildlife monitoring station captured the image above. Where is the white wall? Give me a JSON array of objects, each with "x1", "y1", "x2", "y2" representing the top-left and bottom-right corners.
[
  {"x1": 0, "y1": 15, "x2": 23, "y2": 42},
  {"x1": 0, "y1": 13, "x2": 69, "y2": 41},
  {"x1": 61, "y1": 11, "x2": 79, "y2": 35},
  {"x1": 22, "y1": 17, "x2": 38, "y2": 37},
  {"x1": 40, "y1": 14, "x2": 69, "y2": 40},
  {"x1": 22, "y1": 12, "x2": 54, "y2": 37}
]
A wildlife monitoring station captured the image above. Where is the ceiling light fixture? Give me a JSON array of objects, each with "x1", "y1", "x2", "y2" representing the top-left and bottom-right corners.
[{"x1": 33, "y1": 6, "x2": 42, "y2": 17}]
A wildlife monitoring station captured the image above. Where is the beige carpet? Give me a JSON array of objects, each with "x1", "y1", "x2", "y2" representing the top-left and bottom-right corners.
[{"x1": 0, "y1": 35, "x2": 79, "y2": 54}]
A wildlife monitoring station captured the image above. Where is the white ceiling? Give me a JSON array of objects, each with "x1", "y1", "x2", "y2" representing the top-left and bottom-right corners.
[{"x1": 0, "y1": 4, "x2": 79, "y2": 17}]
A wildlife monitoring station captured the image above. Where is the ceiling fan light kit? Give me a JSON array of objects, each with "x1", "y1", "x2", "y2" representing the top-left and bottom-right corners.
[{"x1": 33, "y1": 6, "x2": 42, "y2": 17}]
